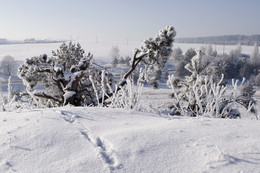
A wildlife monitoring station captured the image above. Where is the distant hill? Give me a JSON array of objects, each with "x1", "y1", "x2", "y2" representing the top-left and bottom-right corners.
[
  {"x1": 175, "y1": 35, "x2": 260, "y2": 46},
  {"x1": 0, "y1": 38, "x2": 65, "y2": 45}
]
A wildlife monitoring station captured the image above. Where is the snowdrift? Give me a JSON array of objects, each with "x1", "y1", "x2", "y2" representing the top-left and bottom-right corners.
[{"x1": 1, "y1": 107, "x2": 260, "y2": 173}]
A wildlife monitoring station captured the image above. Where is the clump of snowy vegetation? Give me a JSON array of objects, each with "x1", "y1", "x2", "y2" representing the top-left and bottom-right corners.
[
  {"x1": 14, "y1": 26, "x2": 175, "y2": 109},
  {"x1": 167, "y1": 51, "x2": 257, "y2": 119},
  {"x1": 1, "y1": 26, "x2": 259, "y2": 121},
  {"x1": 17, "y1": 42, "x2": 114, "y2": 107},
  {"x1": 108, "y1": 69, "x2": 145, "y2": 109}
]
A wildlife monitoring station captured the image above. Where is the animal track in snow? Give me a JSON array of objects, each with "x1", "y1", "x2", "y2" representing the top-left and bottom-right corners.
[
  {"x1": 56, "y1": 109, "x2": 122, "y2": 172},
  {"x1": 56, "y1": 110, "x2": 78, "y2": 123},
  {"x1": 80, "y1": 130, "x2": 122, "y2": 172},
  {"x1": 0, "y1": 160, "x2": 17, "y2": 172}
]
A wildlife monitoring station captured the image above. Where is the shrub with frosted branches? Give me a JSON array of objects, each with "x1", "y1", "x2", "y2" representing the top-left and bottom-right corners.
[
  {"x1": 167, "y1": 74, "x2": 256, "y2": 119},
  {"x1": 167, "y1": 49, "x2": 256, "y2": 119}
]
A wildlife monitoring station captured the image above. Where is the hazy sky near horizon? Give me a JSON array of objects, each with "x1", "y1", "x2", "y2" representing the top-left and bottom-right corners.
[{"x1": 0, "y1": 0, "x2": 259, "y2": 41}]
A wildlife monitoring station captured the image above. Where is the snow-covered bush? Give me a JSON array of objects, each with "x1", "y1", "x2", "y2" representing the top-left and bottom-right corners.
[
  {"x1": 167, "y1": 52, "x2": 256, "y2": 119},
  {"x1": 18, "y1": 42, "x2": 114, "y2": 107},
  {"x1": 167, "y1": 74, "x2": 255, "y2": 118}
]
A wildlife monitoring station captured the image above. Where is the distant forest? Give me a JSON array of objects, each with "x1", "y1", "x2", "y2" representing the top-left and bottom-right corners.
[
  {"x1": 0, "y1": 38, "x2": 63, "y2": 45},
  {"x1": 175, "y1": 35, "x2": 260, "y2": 46}
]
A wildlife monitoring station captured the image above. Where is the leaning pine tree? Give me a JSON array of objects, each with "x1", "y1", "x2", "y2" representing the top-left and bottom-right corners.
[
  {"x1": 99, "y1": 26, "x2": 175, "y2": 103},
  {"x1": 18, "y1": 26, "x2": 175, "y2": 107}
]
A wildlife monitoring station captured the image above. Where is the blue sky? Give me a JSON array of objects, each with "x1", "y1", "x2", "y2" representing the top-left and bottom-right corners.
[{"x1": 0, "y1": 0, "x2": 259, "y2": 41}]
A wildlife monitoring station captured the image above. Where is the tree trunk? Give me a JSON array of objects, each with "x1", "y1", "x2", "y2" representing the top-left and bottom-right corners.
[{"x1": 96, "y1": 51, "x2": 147, "y2": 105}]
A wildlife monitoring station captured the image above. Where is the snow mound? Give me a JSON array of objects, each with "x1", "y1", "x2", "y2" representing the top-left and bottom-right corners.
[{"x1": 0, "y1": 107, "x2": 260, "y2": 172}]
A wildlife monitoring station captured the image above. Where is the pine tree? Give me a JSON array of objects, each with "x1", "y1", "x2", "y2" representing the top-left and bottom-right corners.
[
  {"x1": 99, "y1": 26, "x2": 176, "y2": 103},
  {"x1": 185, "y1": 50, "x2": 211, "y2": 84},
  {"x1": 18, "y1": 42, "x2": 113, "y2": 106}
]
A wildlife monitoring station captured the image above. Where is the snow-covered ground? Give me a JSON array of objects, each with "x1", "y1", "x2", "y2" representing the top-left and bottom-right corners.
[{"x1": 1, "y1": 106, "x2": 259, "y2": 173}]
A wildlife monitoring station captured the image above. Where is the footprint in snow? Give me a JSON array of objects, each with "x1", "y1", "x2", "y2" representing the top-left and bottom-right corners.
[
  {"x1": 80, "y1": 130, "x2": 122, "y2": 172},
  {"x1": 56, "y1": 110, "x2": 79, "y2": 123},
  {"x1": 0, "y1": 161, "x2": 17, "y2": 172}
]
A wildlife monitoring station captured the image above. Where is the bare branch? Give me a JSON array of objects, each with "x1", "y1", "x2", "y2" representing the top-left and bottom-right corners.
[{"x1": 34, "y1": 92, "x2": 61, "y2": 103}]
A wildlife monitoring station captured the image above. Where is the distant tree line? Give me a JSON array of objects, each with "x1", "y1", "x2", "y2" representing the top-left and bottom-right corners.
[
  {"x1": 171, "y1": 43, "x2": 260, "y2": 86},
  {"x1": 175, "y1": 35, "x2": 260, "y2": 46}
]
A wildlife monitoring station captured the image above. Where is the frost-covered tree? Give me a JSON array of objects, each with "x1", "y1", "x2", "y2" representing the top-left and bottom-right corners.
[
  {"x1": 185, "y1": 50, "x2": 211, "y2": 83},
  {"x1": 250, "y1": 43, "x2": 259, "y2": 63},
  {"x1": 230, "y1": 43, "x2": 242, "y2": 59},
  {"x1": 204, "y1": 44, "x2": 218, "y2": 57},
  {"x1": 1, "y1": 55, "x2": 17, "y2": 76},
  {"x1": 101, "y1": 26, "x2": 176, "y2": 102},
  {"x1": 118, "y1": 57, "x2": 125, "y2": 64},
  {"x1": 175, "y1": 60, "x2": 191, "y2": 77},
  {"x1": 183, "y1": 48, "x2": 196, "y2": 63},
  {"x1": 124, "y1": 56, "x2": 131, "y2": 66},
  {"x1": 254, "y1": 73, "x2": 260, "y2": 86},
  {"x1": 250, "y1": 43, "x2": 260, "y2": 74},
  {"x1": 18, "y1": 42, "x2": 113, "y2": 106},
  {"x1": 205, "y1": 44, "x2": 213, "y2": 56},
  {"x1": 110, "y1": 46, "x2": 120, "y2": 67},
  {"x1": 239, "y1": 59, "x2": 253, "y2": 79},
  {"x1": 217, "y1": 54, "x2": 241, "y2": 79},
  {"x1": 171, "y1": 47, "x2": 183, "y2": 62}
]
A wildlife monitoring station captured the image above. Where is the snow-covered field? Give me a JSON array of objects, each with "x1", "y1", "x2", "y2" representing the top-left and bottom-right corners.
[
  {"x1": 1, "y1": 106, "x2": 260, "y2": 173},
  {"x1": 0, "y1": 41, "x2": 255, "y2": 64}
]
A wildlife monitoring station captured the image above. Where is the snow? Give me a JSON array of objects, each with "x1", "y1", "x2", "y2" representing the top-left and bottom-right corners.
[
  {"x1": 64, "y1": 90, "x2": 76, "y2": 100},
  {"x1": 0, "y1": 106, "x2": 259, "y2": 173}
]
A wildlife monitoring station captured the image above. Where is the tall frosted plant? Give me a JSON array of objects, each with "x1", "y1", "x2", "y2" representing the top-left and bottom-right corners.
[
  {"x1": 109, "y1": 69, "x2": 145, "y2": 110},
  {"x1": 0, "y1": 81, "x2": 5, "y2": 111}
]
